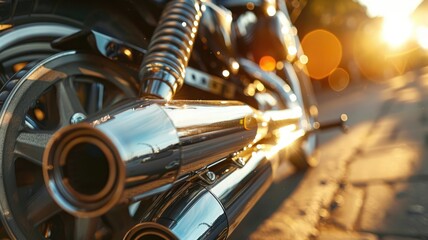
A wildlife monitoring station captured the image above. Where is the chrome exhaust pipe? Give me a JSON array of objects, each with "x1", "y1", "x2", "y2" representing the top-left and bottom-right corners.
[
  {"x1": 43, "y1": 99, "x2": 267, "y2": 218},
  {"x1": 123, "y1": 141, "x2": 292, "y2": 240}
]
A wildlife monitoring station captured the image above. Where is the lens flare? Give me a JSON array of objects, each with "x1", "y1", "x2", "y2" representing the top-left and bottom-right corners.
[{"x1": 328, "y1": 68, "x2": 350, "y2": 92}]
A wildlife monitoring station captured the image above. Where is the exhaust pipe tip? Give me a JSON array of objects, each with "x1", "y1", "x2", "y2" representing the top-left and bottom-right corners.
[
  {"x1": 124, "y1": 223, "x2": 178, "y2": 240},
  {"x1": 43, "y1": 124, "x2": 124, "y2": 218}
]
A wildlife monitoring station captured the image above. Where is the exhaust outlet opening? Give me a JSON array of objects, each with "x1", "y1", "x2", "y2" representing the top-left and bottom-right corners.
[
  {"x1": 127, "y1": 233, "x2": 167, "y2": 240},
  {"x1": 63, "y1": 142, "x2": 110, "y2": 196},
  {"x1": 44, "y1": 126, "x2": 125, "y2": 217},
  {"x1": 57, "y1": 137, "x2": 118, "y2": 206},
  {"x1": 124, "y1": 223, "x2": 178, "y2": 240}
]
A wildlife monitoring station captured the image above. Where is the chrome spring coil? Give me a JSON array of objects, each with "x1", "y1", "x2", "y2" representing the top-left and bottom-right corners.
[{"x1": 139, "y1": 0, "x2": 202, "y2": 100}]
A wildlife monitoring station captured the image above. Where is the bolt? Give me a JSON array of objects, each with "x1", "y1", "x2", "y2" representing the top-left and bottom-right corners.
[
  {"x1": 205, "y1": 171, "x2": 216, "y2": 182},
  {"x1": 236, "y1": 157, "x2": 245, "y2": 167},
  {"x1": 70, "y1": 112, "x2": 86, "y2": 124}
]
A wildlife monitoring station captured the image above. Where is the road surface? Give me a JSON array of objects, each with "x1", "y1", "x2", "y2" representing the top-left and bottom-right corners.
[{"x1": 231, "y1": 67, "x2": 428, "y2": 240}]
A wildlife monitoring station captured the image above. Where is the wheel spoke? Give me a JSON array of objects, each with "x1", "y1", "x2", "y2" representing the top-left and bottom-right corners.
[
  {"x1": 73, "y1": 217, "x2": 99, "y2": 240},
  {"x1": 87, "y1": 83, "x2": 104, "y2": 114},
  {"x1": 14, "y1": 131, "x2": 53, "y2": 166},
  {"x1": 26, "y1": 186, "x2": 61, "y2": 226},
  {"x1": 56, "y1": 77, "x2": 86, "y2": 126}
]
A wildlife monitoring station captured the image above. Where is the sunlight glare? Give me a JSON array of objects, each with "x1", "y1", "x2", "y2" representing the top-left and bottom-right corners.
[
  {"x1": 382, "y1": 16, "x2": 413, "y2": 48},
  {"x1": 357, "y1": 0, "x2": 422, "y2": 18},
  {"x1": 416, "y1": 26, "x2": 428, "y2": 49},
  {"x1": 357, "y1": 0, "x2": 422, "y2": 48}
]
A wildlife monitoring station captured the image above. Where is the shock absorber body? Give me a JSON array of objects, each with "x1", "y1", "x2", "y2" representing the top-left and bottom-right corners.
[{"x1": 139, "y1": 0, "x2": 202, "y2": 100}]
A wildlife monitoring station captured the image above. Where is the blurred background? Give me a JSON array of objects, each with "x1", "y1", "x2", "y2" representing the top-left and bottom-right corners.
[
  {"x1": 232, "y1": 1, "x2": 428, "y2": 239},
  {"x1": 287, "y1": 0, "x2": 428, "y2": 92}
]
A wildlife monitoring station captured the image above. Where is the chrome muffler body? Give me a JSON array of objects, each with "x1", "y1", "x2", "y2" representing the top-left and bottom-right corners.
[
  {"x1": 123, "y1": 143, "x2": 289, "y2": 240},
  {"x1": 43, "y1": 99, "x2": 264, "y2": 217}
]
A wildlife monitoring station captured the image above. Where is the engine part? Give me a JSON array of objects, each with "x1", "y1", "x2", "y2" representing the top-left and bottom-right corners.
[{"x1": 139, "y1": 0, "x2": 202, "y2": 100}]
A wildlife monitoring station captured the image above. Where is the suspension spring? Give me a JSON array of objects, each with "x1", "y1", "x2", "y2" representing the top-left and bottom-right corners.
[{"x1": 139, "y1": 0, "x2": 202, "y2": 100}]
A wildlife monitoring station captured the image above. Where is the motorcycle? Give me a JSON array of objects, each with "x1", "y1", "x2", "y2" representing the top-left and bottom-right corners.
[{"x1": 0, "y1": 0, "x2": 345, "y2": 239}]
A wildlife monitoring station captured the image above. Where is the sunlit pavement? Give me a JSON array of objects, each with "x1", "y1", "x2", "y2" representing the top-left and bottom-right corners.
[{"x1": 231, "y1": 67, "x2": 428, "y2": 240}]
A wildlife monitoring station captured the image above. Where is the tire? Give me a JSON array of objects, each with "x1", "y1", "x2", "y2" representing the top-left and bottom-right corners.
[
  {"x1": 0, "y1": 0, "x2": 152, "y2": 88},
  {"x1": 0, "y1": 0, "x2": 85, "y2": 86},
  {"x1": 281, "y1": 61, "x2": 319, "y2": 170}
]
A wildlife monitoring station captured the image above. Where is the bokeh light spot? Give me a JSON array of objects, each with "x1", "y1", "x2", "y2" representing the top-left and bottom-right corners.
[
  {"x1": 222, "y1": 69, "x2": 230, "y2": 77},
  {"x1": 276, "y1": 61, "x2": 284, "y2": 70},
  {"x1": 246, "y1": 2, "x2": 255, "y2": 10},
  {"x1": 301, "y1": 29, "x2": 342, "y2": 80},
  {"x1": 299, "y1": 54, "x2": 309, "y2": 65},
  {"x1": 259, "y1": 55, "x2": 276, "y2": 72},
  {"x1": 34, "y1": 108, "x2": 45, "y2": 121},
  {"x1": 328, "y1": 68, "x2": 350, "y2": 92}
]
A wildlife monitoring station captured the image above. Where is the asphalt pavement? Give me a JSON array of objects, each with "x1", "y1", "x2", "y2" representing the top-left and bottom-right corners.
[{"x1": 231, "y1": 66, "x2": 428, "y2": 240}]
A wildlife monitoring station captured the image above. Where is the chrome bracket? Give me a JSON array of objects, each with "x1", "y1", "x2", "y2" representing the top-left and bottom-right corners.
[
  {"x1": 185, "y1": 67, "x2": 237, "y2": 99},
  {"x1": 230, "y1": 148, "x2": 252, "y2": 168}
]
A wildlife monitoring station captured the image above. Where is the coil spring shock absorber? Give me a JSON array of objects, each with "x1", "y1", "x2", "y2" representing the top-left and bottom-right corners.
[{"x1": 139, "y1": 0, "x2": 202, "y2": 100}]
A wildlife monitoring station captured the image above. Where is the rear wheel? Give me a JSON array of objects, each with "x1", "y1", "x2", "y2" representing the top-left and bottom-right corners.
[
  {"x1": 0, "y1": 20, "x2": 81, "y2": 86},
  {"x1": 0, "y1": 51, "x2": 138, "y2": 239}
]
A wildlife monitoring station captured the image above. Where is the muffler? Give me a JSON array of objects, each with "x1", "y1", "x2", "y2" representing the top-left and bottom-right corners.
[
  {"x1": 43, "y1": 99, "x2": 267, "y2": 218},
  {"x1": 123, "y1": 142, "x2": 290, "y2": 240}
]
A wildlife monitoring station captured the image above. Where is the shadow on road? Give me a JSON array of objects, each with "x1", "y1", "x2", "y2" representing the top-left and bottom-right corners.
[{"x1": 230, "y1": 170, "x2": 307, "y2": 239}]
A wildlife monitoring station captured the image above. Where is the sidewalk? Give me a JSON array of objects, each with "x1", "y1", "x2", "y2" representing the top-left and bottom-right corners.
[{"x1": 241, "y1": 68, "x2": 428, "y2": 239}]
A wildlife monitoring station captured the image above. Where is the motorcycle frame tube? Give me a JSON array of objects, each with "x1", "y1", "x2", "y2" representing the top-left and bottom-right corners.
[
  {"x1": 124, "y1": 143, "x2": 284, "y2": 239},
  {"x1": 43, "y1": 99, "x2": 260, "y2": 218}
]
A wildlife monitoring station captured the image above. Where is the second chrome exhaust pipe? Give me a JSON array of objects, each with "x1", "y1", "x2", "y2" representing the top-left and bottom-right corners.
[
  {"x1": 43, "y1": 99, "x2": 265, "y2": 217},
  {"x1": 123, "y1": 142, "x2": 292, "y2": 240}
]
